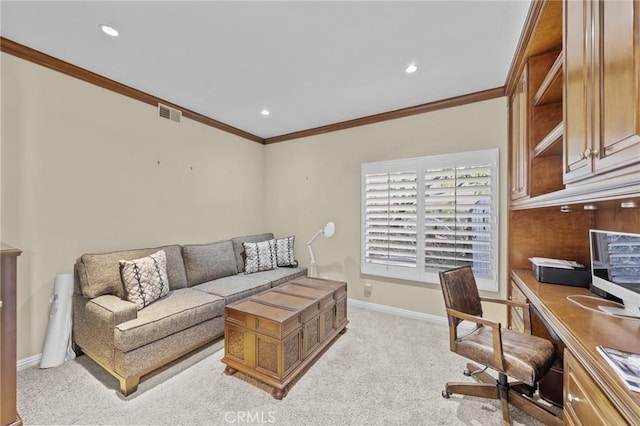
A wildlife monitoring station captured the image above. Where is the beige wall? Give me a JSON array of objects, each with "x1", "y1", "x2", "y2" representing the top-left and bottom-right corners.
[
  {"x1": 264, "y1": 97, "x2": 509, "y2": 321},
  {"x1": 1, "y1": 51, "x2": 509, "y2": 361},
  {"x1": 1, "y1": 53, "x2": 266, "y2": 360}
]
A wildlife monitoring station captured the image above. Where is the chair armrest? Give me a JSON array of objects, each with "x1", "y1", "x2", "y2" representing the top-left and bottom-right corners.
[
  {"x1": 446, "y1": 307, "x2": 499, "y2": 329},
  {"x1": 480, "y1": 297, "x2": 532, "y2": 334},
  {"x1": 446, "y1": 307, "x2": 505, "y2": 372}
]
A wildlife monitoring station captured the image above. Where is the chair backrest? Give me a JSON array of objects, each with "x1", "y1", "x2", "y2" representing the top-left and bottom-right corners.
[{"x1": 439, "y1": 266, "x2": 483, "y2": 327}]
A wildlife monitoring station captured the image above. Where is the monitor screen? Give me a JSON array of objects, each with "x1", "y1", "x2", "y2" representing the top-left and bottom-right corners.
[{"x1": 590, "y1": 229, "x2": 640, "y2": 318}]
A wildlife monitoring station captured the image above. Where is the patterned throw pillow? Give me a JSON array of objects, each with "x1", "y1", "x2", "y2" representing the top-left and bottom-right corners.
[
  {"x1": 243, "y1": 239, "x2": 278, "y2": 274},
  {"x1": 275, "y1": 236, "x2": 296, "y2": 267},
  {"x1": 120, "y1": 250, "x2": 170, "y2": 310}
]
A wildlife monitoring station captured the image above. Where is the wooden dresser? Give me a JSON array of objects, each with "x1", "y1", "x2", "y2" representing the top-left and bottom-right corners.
[{"x1": 1, "y1": 244, "x2": 22, "y2": 426}]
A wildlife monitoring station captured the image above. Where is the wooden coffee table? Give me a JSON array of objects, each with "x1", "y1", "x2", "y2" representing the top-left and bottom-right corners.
[{"x1": 221, "y1": 277, "x2": 348, "y2": 399}]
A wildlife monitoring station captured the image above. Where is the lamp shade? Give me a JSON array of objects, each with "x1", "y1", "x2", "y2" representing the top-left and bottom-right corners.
[
  {"x1": 308, "y1": 221, "x2": 337, "y2": 277},
  {"x1": 323, "y1": 222, "x2": 336, "y2": 238}
]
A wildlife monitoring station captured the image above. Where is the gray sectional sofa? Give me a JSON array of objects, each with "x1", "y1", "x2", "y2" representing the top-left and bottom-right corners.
[{"x1": 72, "y1": 233, "x2": 306, "y2": 395}]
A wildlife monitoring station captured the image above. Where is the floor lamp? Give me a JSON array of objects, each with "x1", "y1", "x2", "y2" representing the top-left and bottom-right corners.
[{"x1": 307, "y1": 221, "x2": 335, "y2": 277}]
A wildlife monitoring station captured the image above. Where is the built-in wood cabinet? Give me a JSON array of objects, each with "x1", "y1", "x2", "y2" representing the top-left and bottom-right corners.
[
  {"x1": 508, "y1": 0, "x2": 639, "y2": 210},
  {"x1": 510, "y1": 66, "x2": 529, "y2": 201},
  {"x1": 563, "y1": 0, "x2": 592, "y2": 183},
  {"x1": 529, "y1": 50, "x2": 564, "y2": 197},
  {"x1": 506, "y1": 1, "x2": 640, "y2": 424},
  {"x1": 564, "y1": 0, "x2": 640, "y2": 185},
  {"x1": 564, "y1": 350, "x2": 627, "y2": 425}
]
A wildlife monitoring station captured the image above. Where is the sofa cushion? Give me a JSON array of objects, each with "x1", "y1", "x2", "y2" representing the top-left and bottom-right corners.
[
  {"x1": 231, "y1": 233, "x2": 274, "y2": 273},
  {"x1": 192, "y1": 267, "x2": 308, "y2": 304},
  {"x1": 114, "y1": 288, "x2": 224, "y2": 352},
  {"x1": 260, "y1": 267, "x2": 308, "y2": 287},
  {"x1": 76, "y1": 245, "x2": 187, "y2": 299},
  {"x1": 120, "y1": 250, "x2": 170, "y2": 310},
  {"x1": 275, "y1": 236, "x2": 296, "y2": 267},
  {"x1": 182, "y1": 240, "x2": 237, "y2": 287},
  {"x1": 244, "y1": 239, "x2": 278, "y2": 274},
  {"x1": 192, "y1": 273, "x2": 272, "y2": 304}
]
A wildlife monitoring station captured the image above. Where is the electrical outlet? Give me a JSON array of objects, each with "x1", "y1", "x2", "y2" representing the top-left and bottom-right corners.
[{"x1": 364, "y1": 282, "x2": 372, "y2": 297}]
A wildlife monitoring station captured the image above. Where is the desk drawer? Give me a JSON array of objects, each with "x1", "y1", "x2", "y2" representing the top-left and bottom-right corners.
[
  {"x1": 564, "y1": 350, "x2": 626, "y2": 425},
  {"x1": 508, "y1": 279, "x2": 527, "y2": 332}
]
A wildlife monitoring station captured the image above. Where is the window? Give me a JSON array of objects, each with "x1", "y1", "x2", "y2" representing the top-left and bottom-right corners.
[{"x1": 361, "y1": 149, "x2": 499, "y2": 291}]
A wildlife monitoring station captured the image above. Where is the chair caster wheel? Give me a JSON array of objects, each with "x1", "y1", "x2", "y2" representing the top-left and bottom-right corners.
[
  {"x1": 463, "y1": 369, "x2": 472, "y2": 376},
  {"x1": 442, "y1": 391, "x2": 450, "y2": 399}
]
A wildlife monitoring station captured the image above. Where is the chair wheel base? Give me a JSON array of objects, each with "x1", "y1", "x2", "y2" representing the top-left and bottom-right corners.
[
  {"x1": 442, "y1": 390, "x2": 450, "y2": 399},
  {"x1": 463, "y1": 369, "x2": 472, "y2": 376}
]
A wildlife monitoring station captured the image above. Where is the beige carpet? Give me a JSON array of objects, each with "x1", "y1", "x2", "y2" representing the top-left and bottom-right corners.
[{"x1": 18, "y1": 304, "x2": 546, "y2": 425}]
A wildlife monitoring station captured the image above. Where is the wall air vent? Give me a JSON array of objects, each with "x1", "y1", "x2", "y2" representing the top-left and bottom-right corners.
[{"x1": 158, "y1": 103, "x2": 181, "y2": 123}]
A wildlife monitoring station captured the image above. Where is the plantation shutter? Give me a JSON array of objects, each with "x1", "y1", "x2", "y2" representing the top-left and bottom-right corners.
[
  {"x1": 361, "y1": 149, "x2": 498, "y2": 291},
  {"x1": 364, "y1": 170, "x2": 418, "y2": 268},
  {"x1": 424, "y1": 163, "x2": 494, "y2": 278}
]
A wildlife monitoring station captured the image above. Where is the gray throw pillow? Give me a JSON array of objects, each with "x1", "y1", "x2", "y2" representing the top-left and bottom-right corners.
[
  {"x1": 275, "y1": 236, "x2": 296, "y2": 267},
  {"x1": 244, "y1": 239, "x2": 278, "y2": 274}
]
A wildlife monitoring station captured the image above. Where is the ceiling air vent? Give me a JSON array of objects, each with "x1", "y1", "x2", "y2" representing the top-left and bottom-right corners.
[{"x1": 158, "y1": 103, "x2": 181, "y2": 123}]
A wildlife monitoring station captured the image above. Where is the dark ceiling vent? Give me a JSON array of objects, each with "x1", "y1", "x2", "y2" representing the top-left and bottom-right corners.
[{"x1": 158, "y1": 103, "x2": 181, "y2": 123}]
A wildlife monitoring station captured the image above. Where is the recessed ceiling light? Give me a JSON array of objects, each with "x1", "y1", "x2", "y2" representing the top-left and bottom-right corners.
[
  {"x1": 100, "y1": 24, "x2": 119, "y2": 37},
  {"x1": 261, "y1": 109, "x2": 270, "y2": 116},
  {"x1": 405, "y1": 63, "x2": 418, "y2": 74}
]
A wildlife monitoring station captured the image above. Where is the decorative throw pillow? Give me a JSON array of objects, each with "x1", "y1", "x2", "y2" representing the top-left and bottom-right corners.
[
  {"x1": 243, "y1": 239, "x2": 278, "y2": 274},
  {"x1": 275, "y1": 236, "x2": 296, "y2": 267},
  {"x1": 120, "y1": 250, "x2": 170, "y2": 310}
]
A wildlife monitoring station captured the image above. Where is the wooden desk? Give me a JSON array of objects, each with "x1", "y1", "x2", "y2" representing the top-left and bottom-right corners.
[{"x1": 511, "y1": 269, "x2": 640, "y2": 425}]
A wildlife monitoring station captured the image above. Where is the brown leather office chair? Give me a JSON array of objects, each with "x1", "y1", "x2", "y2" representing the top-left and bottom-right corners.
[{"x1": 439, "y1": 266, "x2": 562, "y2": 425}]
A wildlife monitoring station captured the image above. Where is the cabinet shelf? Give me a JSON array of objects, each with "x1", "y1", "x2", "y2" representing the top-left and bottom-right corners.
[
  {"x1": 510, "y1": 166, "x2": 640, "y2": 210},
  {"x1": 534, "y1": 51, "x2": 563, "y2": 106},
  {"x1": 533, "y1": 122, "x2": 563, "y2": 157}
]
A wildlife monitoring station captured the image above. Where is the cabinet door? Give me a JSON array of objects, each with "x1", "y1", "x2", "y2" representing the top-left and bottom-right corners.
[
  {"x1": 510, "y1": 67, "x2": 529, "y2": 200},
  {"x1": 592, "y1": 0, "x2": 640, "y2": 174},
  {"x1": 564, "y1": 0, "x2": 594, "y2": 184},
  {"x1": 564, "y1": 349, "x2": 627, "y2": 425}
]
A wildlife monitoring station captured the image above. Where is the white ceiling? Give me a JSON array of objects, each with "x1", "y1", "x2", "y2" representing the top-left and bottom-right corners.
[{"x1": 1, "y1": 1, "x2": 531, "y2": 140}]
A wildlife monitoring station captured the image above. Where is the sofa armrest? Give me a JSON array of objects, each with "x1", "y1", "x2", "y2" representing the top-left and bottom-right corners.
[
  {"x1": 90, "y1": 295, "x2": 138, "y2": 325},
  {"x1": 73, "y1": 294, "x2": 137, "y2": 368}
]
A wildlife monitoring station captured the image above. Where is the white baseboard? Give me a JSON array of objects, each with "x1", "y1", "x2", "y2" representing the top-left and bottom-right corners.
[
  {"x1": 347, "y1": 298, "x2": 474, "y2": 330},
  {"x1": 347, "y1": 298, "x2": 449, "y2": 325},
  {"x1": 15, "y1": 300, "x2": 458, "y2": 371},
  {"x1": 18, "y1": 353, "x2": 42, "y2": 371}
]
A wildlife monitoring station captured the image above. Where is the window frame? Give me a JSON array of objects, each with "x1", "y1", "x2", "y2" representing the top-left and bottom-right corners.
[{"x1": 361, "y1": 148, "x2": 499, "y2": 292}]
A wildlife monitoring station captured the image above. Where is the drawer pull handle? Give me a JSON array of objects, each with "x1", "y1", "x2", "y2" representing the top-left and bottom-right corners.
[{"x1": 567, "y1": 394, "x2": 579, "y2": 403}]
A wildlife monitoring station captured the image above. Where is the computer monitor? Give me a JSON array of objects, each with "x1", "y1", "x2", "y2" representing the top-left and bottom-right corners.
[{"x1": 589, "y1": 229, "x2": 640, "y2": 318}]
